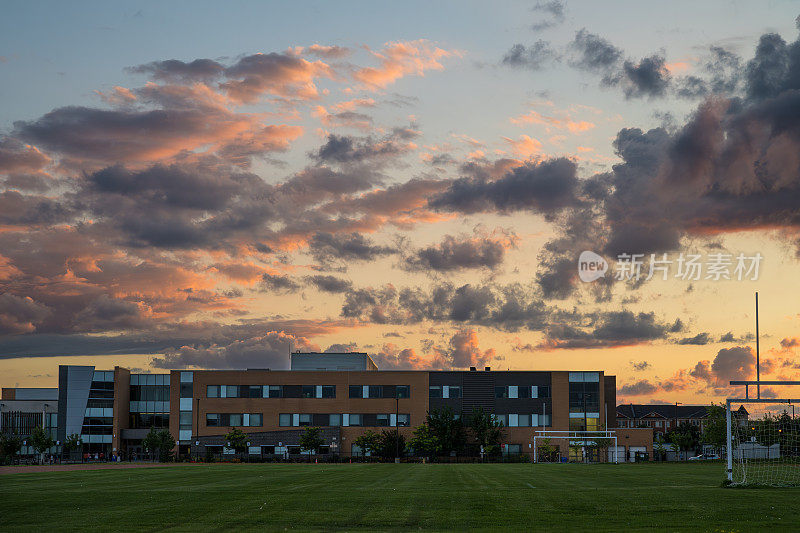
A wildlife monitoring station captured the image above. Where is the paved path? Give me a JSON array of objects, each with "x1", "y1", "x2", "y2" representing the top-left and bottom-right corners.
[{"x1": 0, "y1": 462, "x2": 174, "y2": 475}]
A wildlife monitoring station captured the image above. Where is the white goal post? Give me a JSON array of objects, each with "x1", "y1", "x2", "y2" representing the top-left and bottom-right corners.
[
  {"x1": 726, "y1": 380, "x2": 800, "y2": 487},
  {"x1": 533, "y1": 430, "x2": 618, "y2": 463}
]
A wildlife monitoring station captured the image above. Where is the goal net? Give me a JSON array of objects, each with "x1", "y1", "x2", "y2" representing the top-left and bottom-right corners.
[{"x1": 727, "y1": 398, "x2": 800, "y2": 487}]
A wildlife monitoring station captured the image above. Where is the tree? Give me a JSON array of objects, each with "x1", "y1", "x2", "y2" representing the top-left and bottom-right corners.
[
  {"x1": 299, "y1": 426, "x2": 324, "y2": 458},
  {"x1": 63, "y1": 434, "x2": 82, "y2": 460},
  {"x1": 376, "y1": 430, "x2": 406, "y2": 460},
  {"x1": 536, "y1": 437, "x2": 557, "y2": 463},
  {"x1": 701, "y1": 404, "x2": 727, "y2": 456},
  {"x1": 143, "y1": 428, "x2": 176, "y2": 462},
  {"x1": 30, "y1": 425, "x2": 55, "y2": 464},
  {"x1": 225, "y1": 427, "x2": 249, "y2": 455},
  {"x1": 590, "y1": 424, "x2": 613, "y2": 462},
  {"x1": 427, "y1": 407, "x2": 467, "y2": 457},
  {"x1": 408, "y1": 423, "x2": 439, "y2": 459},
  {"x1": 353, "y1": 430, "x2": 380, "y2": 458},
  {"x1": 653, "y1": 434, "x2": 667, "y2": 461},
  {"x1": 665, "y1": 422, "x2": 700, "y2": 460},
  {"x1": 0, "y1": 433, "x2": 22, "y2": 465},
  {"x1": 470, "y1": 407, "x2": 504, "y2": 458}
]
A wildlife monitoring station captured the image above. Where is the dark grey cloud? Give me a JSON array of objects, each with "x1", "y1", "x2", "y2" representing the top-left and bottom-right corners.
[
  {"x1": 402, "y1": 232, "x2": 513, "y2": 272},
  {"x1": 429, "y1": 158, "x2": 581, "y2": 215},
  {"x1": 127, "y1": 58, "x2": 225, "y2": 82},
  {"x1": 259, "y1": 273, "x2": 301, "y2": 293},
  {"x1": 530, "y1": 0, "x2": 565, "y2": 31},
  {"x1": 308, "y1": 232, "x2": 396, "y2": 265},
  {"x1": 719, "y1": 331, "x2": 754, "y2": 343},
  {"x1": 0, "y1": 294, "x2": 52, "y2": 335},
  {"x1": 151, "y1": 331, "x2": 317, "y2": 370},
  {"x1": 569, "y1": 29, "x2": 623, "y2": 73},
  {"x1": 676, "y1": 332, "x2": 711, "y2": 345},
  {"x1": 611, "y1": 55, "x2": 672, "y2": 99},
  {"x1": 314, "y1": 129, "x2": 419, "y2": 165},
  {"x1": 631, "y1": 360, "x2": 651, "y2": 371},
  {"x1": 305, "y1": 275, "x2": 353, "y2": 293},
  {"x1": 618, "y1": 380, "x2": 658, "y2": 396},
  {"x1": 501, "y1": 41, "x2": 558, "y2": 70}
]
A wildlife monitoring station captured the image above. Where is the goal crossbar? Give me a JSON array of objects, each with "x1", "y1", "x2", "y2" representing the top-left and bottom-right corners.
[{"x1": 533, "y1": 430, "x2": 618, "y2": 463}]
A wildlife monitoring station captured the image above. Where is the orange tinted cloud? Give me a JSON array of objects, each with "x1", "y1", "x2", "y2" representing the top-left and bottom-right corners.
[
  {"x1": 510, "y1": 108, "x2": 596, "y2": 133},
  {"x1": 502, "y1": 135, "x2": 542, "y2": 157},
  {"x1": 354, "y1": 40, "x2": 458, "y2": 90}
]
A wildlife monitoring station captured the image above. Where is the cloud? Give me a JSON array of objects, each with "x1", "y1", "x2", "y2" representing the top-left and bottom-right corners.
[
  {"x1": 677, "y1": 332, "x2": 711, "y2": 345},
  {"x1": 530, "y1": 0, "x2": 565, "y2": 31},
  {"x1": 0, "y1": 294, "x2": 52, "y2": 335},
  {"x1": 430, "y1": 157, "x2": 580, "y2": 215},
  {"x1": 300, "y1": 44, "x2": 351, "y2": 59},
  {"x1": 305, "y1": 275, "x2": 353, "y2": 293},
  {"x1": 569, "y1": 29, "x2": 623, "y2": 73},
  {"x1": 613, "y1": 55, "x2": 672, "y2": 99},
  {"x1": 259, "y1": 273, "x2": 301, "y2": 293},
  {"x1": 501, "y1": 41, "x2": 558, "y2": 70},
  {"x1": 618, "y1": 379, "x2": 659, "y2": 396},
  {"x1": 402, "y1": 230, "x2": 517, "y2": 272},
  {"x1": 127, "y1": 58, "x2": 225, "y2": 83},
  {"x1": 369, "y1": 329, "x2": 495, "y2": 370},
  {"x1": 314, "y1": 129, "x2": 419, "y2": 165},
  {"x1": 151, "y1": 331, "x2": 318, "y2": 369},
  {"x1": 308, "y1": 232, "x2": 396, "y2": 266},
  {"x1": 353, "y1": 40, "x2": 457, "y2": 90},
  {"x1": 631, "y1": 360, "x2": 651, "y2": 371}
]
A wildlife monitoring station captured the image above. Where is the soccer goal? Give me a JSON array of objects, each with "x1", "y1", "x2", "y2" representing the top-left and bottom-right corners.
[{"x1": 726, "y1": 382, "x2": 800, "y2": 487}]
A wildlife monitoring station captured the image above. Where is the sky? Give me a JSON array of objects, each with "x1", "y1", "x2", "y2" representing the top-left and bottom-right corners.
[{"x1": 2, "y1": 0, "x2": 800, "y2": 406}]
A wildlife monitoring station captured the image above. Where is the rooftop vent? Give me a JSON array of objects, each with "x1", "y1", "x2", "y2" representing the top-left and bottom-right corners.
[
  {"x1": 469, "y1": 366, "x2": 477, "y2": 371},
  {"x1": 484, "y1": 366, "x2": 491, "y2": 371}
]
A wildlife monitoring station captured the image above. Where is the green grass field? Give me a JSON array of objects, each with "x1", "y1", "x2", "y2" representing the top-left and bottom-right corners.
[{"x1": 1, "y1": 462, "x2": 799, "y2": 531}]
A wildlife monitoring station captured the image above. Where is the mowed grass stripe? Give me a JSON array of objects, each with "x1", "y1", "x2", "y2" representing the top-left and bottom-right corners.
[{"x1": 2, "y1": 463, "x2": 800, "y2": 531}]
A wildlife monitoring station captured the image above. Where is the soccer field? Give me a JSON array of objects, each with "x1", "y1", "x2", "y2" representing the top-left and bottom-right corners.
[{"x1": 1, "y1": 462, "x2": 799, "y2": 531}]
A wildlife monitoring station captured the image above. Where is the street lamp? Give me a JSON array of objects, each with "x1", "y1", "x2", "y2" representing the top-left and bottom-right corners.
[{"x1": 395, "y1": 389, "x2": 400, "y2": 463}]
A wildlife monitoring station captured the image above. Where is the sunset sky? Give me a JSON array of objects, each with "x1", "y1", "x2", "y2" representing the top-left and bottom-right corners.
[{"x1": 2, "y1": 1, "x2": 800, "y2": 405}]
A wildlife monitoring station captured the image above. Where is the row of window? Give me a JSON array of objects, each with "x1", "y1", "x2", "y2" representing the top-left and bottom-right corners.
[
  {"x1": 130, "y1": 413, "x2": 170, "y2": 429},
  {"x1": 278, "y1": 413, "x2": 411, "y2": 427},
  {"x1": 494, "y1": 386, "x2": 551, "y2": 399},
  {"x1": 130, "y1": 374, "x2": 170, "y2": 386},
  {"x1": 205, "y1": 384, "x2": 414, "y2": 399},
  {"x1": 130, "y1": 384, "x2": 170, "y2": 402},
  {"x1": 207, "y1": 385, "x2": 337, "y2": 399},
  {"x1": 493, "y1": 413, "x2": 551, "y2": 427},
  {"x1": 206, "y1": 413, "x2": 264, "y2": 427}
]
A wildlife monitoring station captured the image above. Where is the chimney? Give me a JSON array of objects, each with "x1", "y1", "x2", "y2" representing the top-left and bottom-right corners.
[{"x1": 484, "y1": 366, "x2": 491, "y2": 371}]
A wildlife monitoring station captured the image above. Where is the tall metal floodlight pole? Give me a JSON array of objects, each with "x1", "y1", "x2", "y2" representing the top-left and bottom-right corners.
[
  {"x1": 756, "y1": 292, "x2": 760, "y2": 399},
  {"x1": 395, "y1": 392, "x2": 400, "y2": 462}
]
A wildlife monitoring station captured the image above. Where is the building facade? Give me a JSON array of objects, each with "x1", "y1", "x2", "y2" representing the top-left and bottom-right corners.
[{"x1": 3, "y1": 355, "x2": 655, "y2": 461}]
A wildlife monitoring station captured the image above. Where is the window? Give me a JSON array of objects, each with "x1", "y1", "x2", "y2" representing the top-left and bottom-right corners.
[
  {"x1": 539, "y1": 386, "x2": 551, "y2": 399},
  {"x1": 376, "y1": 414, "x2": 389, "y2": 427},
  {"x1": 229, "y1": 413, "x2": 243, "y2": 427},
  {"x1": 519, "y1": 387, "x2": 531, "y2": 399},
  {"x1": 349, "y1": 414, "x2": 362, "y2": 426},
  {"x1": 225, "y1": 385, "x2": 239, "y2": 398},
  {"x1": 206, "y1": 413, "x2": 220, "y2": 427},
  {"x1": 495, "y1": 386, "x2": 508, "y2": 399},
  {"x1": 448, "y1": 386, "x2": 462, "y2": 399},
  {"x1": 279, "y1": 413, "x2": 291, "y2": 427},
  {"x1": 569, "y1": 381, "x2": 599, "y2": 413},
  {"x1": 246, "y1": 385, "x2": 262, "y2": 398},
  {"x1": 249, "y1": 413, "x2": 263, "y2": 427},
  {"x1": 179, "y1": 382, "x2": 193, "y2": 398},
  {"x1": 179, "y1": 411, "x2": 193, "y2": 429},
  {"x1": 494, "y1": 414, "x2": 508, "y2": 426},
  {"x1": 429, "y1": 386, "x2": 442, "y2": 399},
  {"x1": 322, "y1": 385, "x2": 336, "y2": 398},
  {"x1": 368, "y1": 385, "x2": 383, "y2": 399},
  {"x1": 302, "y1": 385, "x2": 316, "y2": 399},
  {"x1": 329, "y1": 414, "x2": 341, "y2": 426},
  {"x1": 396, "y1": 385, "x2": 411, "y2": 398},
  {"x1": 268, "y1": 385, "x2": 282, "y2": 398},
  {"x1": 518, "y1": 414, "x2": 531, "y2": 427},
  {"x1": 504, "y1": 444, "x2": 522, "y2": 455},
  {"x1": 207, "y1": 385, "x2": 220, "y2": 398},
  {"x1": 398, "y1": 414, "x2": 410, "y2": 427},
  {"x1": 299, "y1": 414, "x2": 312, "y2": 427},
  {"x1": 349, "y1": 385, "x2": 362, "y2": 398}
]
